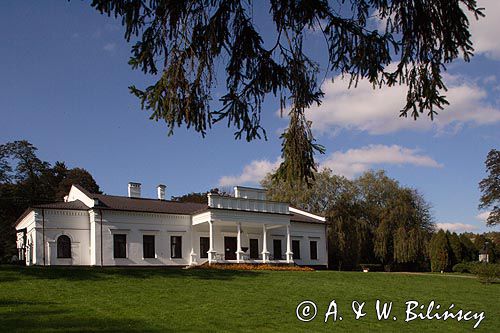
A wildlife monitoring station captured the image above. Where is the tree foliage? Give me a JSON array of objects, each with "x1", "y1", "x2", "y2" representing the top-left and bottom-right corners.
[
  {"x1": 448, "y1": 231, "x2": 463, "y2": 264},
  {"x1": 479, "y1": 149, "x2": 500, "y2": 226},
  {"x1": 429, "y1": 229, "x2": 451, "y2": 272},
  {"x1": 262, "y1": 169, "x2": 434, "y2": 270},
  {"x1": 459, "y1": 233, "x2": 477, "y2": 262},
  {"x1": 0, "y1": 140, "x2": 101, "y2": 262},
  {"x1": 89, "y1": 0, "x2": 483, "y2": 185}
]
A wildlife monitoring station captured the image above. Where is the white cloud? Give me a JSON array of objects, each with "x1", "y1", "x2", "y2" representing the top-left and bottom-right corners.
[
  {"x1": 218, "y1": 158, "x2": 281, "y2": 186},
  {"x1": 476, "y1": 211, "x2": 491, "y2": 221},
  {"x1": 103, "y1": 42, "x2": 116, "y2": 52},
  {"x1": 305, "y1": 71, "x2": 500, "y2": 135},
  {"x1": 373, "y1": 1, "x2": 500, "y2": 61},
  {"x1": 218, "y1": 144, "x2": 441, "y2": 185},
  {"x1": 469, "y1": 0, "x2": 500, "y2": 60},
  {"x1": 435, "y1": 223, "x2": 478, "y2": 232},
  {"x1": 320, "y1": 144, "x2": 442, "y2": 178}
]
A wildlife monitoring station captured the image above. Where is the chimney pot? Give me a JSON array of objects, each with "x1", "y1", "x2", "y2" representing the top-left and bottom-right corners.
[
  {"x1": 157, "y1": 184, "x2": 166, "y2": 200},
  {"x1": 128, "y1": 182, "x2": 141, "y2": 198}
]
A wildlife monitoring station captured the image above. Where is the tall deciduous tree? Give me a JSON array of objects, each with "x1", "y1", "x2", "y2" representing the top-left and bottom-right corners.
[
  {"x1": 0, "y1": 141, "x2": 101, "y2": 262},
  {"x1": 479, "y1": 149, "x2": 500, "y2": 226},
  {"x1": 262, "y1": 169, "x2": 434, "y2": 270},
  {"x1": 89, "y1": 0, "x2": 483, "y2": 185}
]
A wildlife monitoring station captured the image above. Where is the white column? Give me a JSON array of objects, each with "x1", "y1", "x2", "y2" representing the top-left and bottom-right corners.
[
  {"x1": 208, "y1": 221, "x2": 216, "y2": 264},
  {"x1": 286, "y1": 224, "x2": 293, "y2": 264},
  {"x1": 236, "y1": 223, "x2": 244, "y2": 263},
  {"x1": 261, "y1": 224, "x2": 269, "y2": 263},
  {"x1": 189, "y1": 224, "x2": 197, "y2": 266}
]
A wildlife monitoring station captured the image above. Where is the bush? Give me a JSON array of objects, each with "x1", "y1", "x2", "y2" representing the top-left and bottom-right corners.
[
  {"x1": 452, "y1": 262, "x2": 477, "y2": 273},
  {"x1": 473, "y1": 263, "x2": 500, "y2": 284}
]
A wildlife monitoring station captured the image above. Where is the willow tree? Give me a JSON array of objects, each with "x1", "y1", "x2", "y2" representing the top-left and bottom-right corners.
[
  {"x1": 89, "y1": 0, "x2": 483, "y2": 184},
  {"x1": 263, "y1": 169, "x2": 434, "y2": 270},
  {"x1": 371, "y1": 186, "x2": 433, "y2": 269}
]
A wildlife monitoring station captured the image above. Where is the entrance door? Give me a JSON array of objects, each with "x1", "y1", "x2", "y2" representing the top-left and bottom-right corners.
[
  {"x1": 224, "y1": 237, "x2": 237, "y2": 260},
  {"x1": 273, "y1": 239, "x2": 282, "y2": 260},
  {"x1": 249, "y1": 239, "x2": 259, "y2": 259}
]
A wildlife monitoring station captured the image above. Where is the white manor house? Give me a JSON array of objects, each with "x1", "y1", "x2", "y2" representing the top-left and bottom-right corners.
[{"x1": 14, "y1": 183, "x2": 327, "y2": 268}]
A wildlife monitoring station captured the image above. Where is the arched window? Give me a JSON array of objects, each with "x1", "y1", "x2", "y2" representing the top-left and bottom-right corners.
[{"x1": 57, "y1": 235, "x2": 71, "y2": 259}]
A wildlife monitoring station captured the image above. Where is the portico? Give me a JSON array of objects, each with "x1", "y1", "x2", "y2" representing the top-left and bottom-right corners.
[{"x1": 190, "y1": 218, "x2": 294, "y2": 265}]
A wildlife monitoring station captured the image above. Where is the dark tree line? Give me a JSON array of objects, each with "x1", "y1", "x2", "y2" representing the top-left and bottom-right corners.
[
  {"x1": 262, "y1": 167, "x2": 500, "y2": 271},
  {"x1": 429, "y1": 230, "x2": 499, "y2": 272},
  {"x1": 0, "y1": 141, "x2": 100, "y2": 262}
]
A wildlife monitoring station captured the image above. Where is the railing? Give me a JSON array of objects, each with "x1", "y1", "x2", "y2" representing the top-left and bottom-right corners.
[{"x1": 208, "y1": 194, "x2": 289, "y2": 214}]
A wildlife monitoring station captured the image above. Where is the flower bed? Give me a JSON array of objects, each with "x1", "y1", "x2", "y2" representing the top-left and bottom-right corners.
[{"x1": 194, "y1": 263, "x2": 314, "y2": 271}]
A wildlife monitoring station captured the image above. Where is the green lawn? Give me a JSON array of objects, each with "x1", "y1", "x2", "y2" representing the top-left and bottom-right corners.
[{"x1": 0, "y1": 266, "x2": 498, "y2": 332}]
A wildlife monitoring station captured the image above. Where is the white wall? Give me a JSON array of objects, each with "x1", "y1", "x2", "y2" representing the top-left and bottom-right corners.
[
  {"x1": 97, "y1": 210, "x2": 192, "y2": 266},
  {"x1": 17, "y1": 207, "x2": 327, "y2": 267},
  {"x1": 289, "y1": 222, "x2": 327, "y2": 266}
]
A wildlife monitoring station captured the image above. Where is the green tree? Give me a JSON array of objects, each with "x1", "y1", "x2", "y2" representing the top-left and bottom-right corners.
[
  {"x1": 89, "y1": 0, "x2": 483, "y2": 184},
  {"x1": 429, "y1": 229, "x2": 451, "y2": 272},
  {"x1": 171, "y1": 192, "x2": 209, "y2": 204},
  {"x1": 459, "y1": 233, "x2": 477, "y2": 262},
  {"x1": 262, "y1": 169, "x2": 434, "y2": 270},
  {"x1": 0, "y1": 141, "x2": 101, "y2": 262},
  {"x1": 448, "y1": 231, "x2": 463, "y2": 265},
  {"x1": 479, "y1": 149, "x2": 500, "y2": 226},
  {"x1": 55, "y1": 168, "x2": 101, "y2": 200}
]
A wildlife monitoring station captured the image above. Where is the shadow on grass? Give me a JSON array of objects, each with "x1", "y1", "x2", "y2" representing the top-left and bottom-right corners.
[
  {"x1": 0, "y1": 299, "x2": 178, "y2": 332},
  {"x1": 0, "y1": 265, "x2": 262, "y2": 282}
]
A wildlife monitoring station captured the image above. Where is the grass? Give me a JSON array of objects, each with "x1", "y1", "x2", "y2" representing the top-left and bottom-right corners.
[{"x1": 0, "y1": 266, "x2": 498, "y2": 332}]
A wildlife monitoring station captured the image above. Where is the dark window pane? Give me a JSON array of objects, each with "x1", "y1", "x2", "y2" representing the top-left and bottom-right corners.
[
  {"x1": 310, "y1": 241, "x2": 318, "y2": 260},
  {"x1": 273, "y1": 239, "x2": 282, "y2": 260},
  {"x1": 113, "y1": 234, "x2": 127, "y2": 258},
  {"x1": 171, "y1": 236, "x2": 182, "y2": 259},
  {"x1": 57, "y1": 235, "x2": 71, "y2": 258},
  {"x1": 143, "y1": 235, "x2": 155, "y2": 258},
  {"x1": 249, "y1": 239, "x2": 259, "y2": 259},
  {"x1": 200, "y1": 237, "x2": 209, "y2": 258},
  {"x1": 292, "y1": 240, "x2": 300, "y2": 259}
]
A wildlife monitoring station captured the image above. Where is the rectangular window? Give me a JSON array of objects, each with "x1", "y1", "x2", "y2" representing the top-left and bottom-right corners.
[
  {"x1": 171, "y1": 236, "x2": 182, "y2": 259},
  {"x1": 113, "y1": 234, "x2": 127, "y2": 258},
  {"x1": 292, "y1": 240, "x2": 301, "y2": 259},
  {"x1": 273, "y1": 239, "x2": 282, "y2": 260},
  {"x1": 310, "y1": 240, "x2": 318, "y2": 260},
  {"x1": 143, "y1": 235, "x2": 155, "y2": 258},
  {"x1": 200, "y1": 237, "x2": 209, "y2": 259},
  {"x1": 249, "y1": 239, "x2": 259, "y2": 259}
]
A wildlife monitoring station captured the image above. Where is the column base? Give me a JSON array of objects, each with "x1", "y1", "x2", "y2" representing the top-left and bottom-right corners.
[
  {"x1": 207, "y1": 250, "x2": 217, "y2": 264},
  {"x1": 189, "y1": 250, "x2": 198, "y2": 266},
  {"x1": 261, "y1": 251, "x2": 270, "y2": 263},
  {"x1": 286, "y1": 251, "x2": 294, "y2": 264},
  {"x1": 236, "y1": 251, "x2": 245, "y2": 263}
]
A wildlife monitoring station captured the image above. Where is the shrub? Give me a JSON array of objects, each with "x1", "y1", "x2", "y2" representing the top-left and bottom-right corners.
[
  {"x1": 473, "y1": 263, "x2": 500, "y2": 284},
  {"x1": 452, "y1": 262, "x2": 477, "y2": 273}
]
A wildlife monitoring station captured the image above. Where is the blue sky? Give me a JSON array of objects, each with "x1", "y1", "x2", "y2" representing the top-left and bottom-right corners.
[{"x1": 1, "y1": 1, "x2": 499, "y2": 233}]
